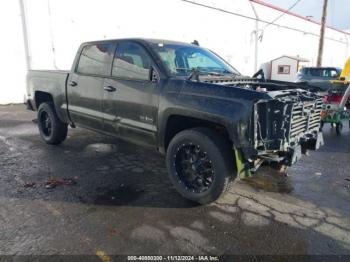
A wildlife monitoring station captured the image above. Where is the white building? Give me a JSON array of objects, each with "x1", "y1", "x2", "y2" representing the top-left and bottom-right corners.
[
  {"x1": 269, "y1": 56, "x2": 309, "y2": 82},
  {"x1": 1, "y1": 0, "x2": 349, "y2": 104}
]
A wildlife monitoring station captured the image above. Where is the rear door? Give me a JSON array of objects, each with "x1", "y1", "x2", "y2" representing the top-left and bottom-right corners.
[
  {"x1": 102, "y1": 41, "x2": 159, "y2": 146},
  {"x1": 67, "y1": 43, "x2": 113, "y2": 130}
]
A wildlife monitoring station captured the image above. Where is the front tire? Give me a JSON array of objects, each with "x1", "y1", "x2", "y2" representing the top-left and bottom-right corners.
[
  {"x1": 166, "y1": 128, "x2": 235, "y2": 204},
  {"x1": 37, "y1": 102, "x2": 68, "y2": 145}
]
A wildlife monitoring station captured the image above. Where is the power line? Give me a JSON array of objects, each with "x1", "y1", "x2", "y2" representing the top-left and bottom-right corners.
[
  {"x1": 263, "y1": 0, "x2": 302, "y2": 29},
  {"x1": 180, "y1": 0, "x2": 348, "y2": 45}
]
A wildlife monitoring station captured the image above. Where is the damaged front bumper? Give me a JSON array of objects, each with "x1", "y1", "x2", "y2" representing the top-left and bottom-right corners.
[
  {"x1": 287, "y1": 131, "x2": 324, "y2": 165},
  {"x1": 236, "y1": 91, "x2": 324, "y2": 177},
  {"x1": 256, "y1": 131, "x2": 324, "y2": 167}
]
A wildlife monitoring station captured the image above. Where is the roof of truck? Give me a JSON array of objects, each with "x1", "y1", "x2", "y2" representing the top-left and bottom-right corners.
[
  {"x1": 302, "y1": 66, "x2": 342, "y2": 70},
  {"x1": 82, "y1": 38, "x2": 197, "y2": 47}
]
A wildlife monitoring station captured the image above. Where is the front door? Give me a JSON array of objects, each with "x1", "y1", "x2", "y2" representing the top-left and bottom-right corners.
[
  {"x1": 67, "y1": 43, "x2": 113, "y2": 130},
  {"x1": 102, "y1": 41, "x2": 159, "y2": 146}
]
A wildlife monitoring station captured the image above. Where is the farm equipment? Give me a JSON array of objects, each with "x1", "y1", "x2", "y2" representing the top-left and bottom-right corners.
[{"x1": 321, "y1": 58, "x2": 350, "y2": 135}]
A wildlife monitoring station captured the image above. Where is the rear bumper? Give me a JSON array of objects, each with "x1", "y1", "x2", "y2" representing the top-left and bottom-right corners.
[{"x1": 25, "y1": 99, "x2": 35, "y2": 111}]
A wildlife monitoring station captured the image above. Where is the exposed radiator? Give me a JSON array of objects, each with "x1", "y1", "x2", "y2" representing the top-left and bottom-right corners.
[
  {"x1": 288, "y1": 98, "x2": 323, "y2": 141},
  {"x1": 254, "y1": 96, "x2": 323, "y2": 151}
]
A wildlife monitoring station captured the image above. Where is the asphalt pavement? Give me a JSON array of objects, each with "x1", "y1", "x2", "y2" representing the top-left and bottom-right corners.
[{"x1": 0, "y1": 104, "x2": 349, "y2": 258}]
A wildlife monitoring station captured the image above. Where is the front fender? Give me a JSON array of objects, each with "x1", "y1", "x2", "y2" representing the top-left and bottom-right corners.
[{"x1": 158, "y1": 92, "x2": 255, "y2": 149}]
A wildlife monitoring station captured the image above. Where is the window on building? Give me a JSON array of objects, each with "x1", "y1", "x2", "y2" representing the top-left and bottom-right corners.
[
  {"x1": 278, "y1": 65, "x2": 290, "y2": 74},
  {"x1": 76, "y1": 44, "x2": 112, "y2": 76},
  {"x1": 112, "y1": 42, "x2": 151, "y2": 81}
]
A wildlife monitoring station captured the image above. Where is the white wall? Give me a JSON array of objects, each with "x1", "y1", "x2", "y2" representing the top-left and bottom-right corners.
[
  {"x1": 0, "y1": 1, "x2": 27, "y2": 104},
  {"x1": 1, "y1": 0, "x2": 349, "y2": 104},
  {"x1": 24, "y1": 0, "x2": 256, "y2": 72}
]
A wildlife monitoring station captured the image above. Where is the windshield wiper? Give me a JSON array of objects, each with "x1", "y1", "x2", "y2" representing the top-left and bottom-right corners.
[
  {"x1": 187, "y1": 69, "x2": 225, "y2": 81},
  {"x1": 175, "y1": 68, "x2": 192, "y2": 71},
  {"x1": 221, "y1": 69, "x2": 239, "y2": 76},
  {"x1": 174, "y1": 68, "x2": 224, "y2": 81}
]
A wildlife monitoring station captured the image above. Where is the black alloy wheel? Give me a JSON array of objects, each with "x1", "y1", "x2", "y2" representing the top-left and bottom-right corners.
[
  {"x1": 174, "y1": 143, "x2": 214, "y2": 193},
  {"x1": 166, "y1": 127, "x2": 235, "y2": 204},
  {"x1": 40, "y1": 111, "x2": 52, "y2": 137},
  {"x1": 37, "y1": 102, "x2": 68, "y2": 145}
]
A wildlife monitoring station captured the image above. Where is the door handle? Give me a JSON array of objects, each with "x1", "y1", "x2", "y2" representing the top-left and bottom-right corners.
[
  {"x1": 69, "y1": 81, "x2": 77, "y2": 87},
  {"x1": 103, "y1": 86, "x2": 117, "y2": 92}
]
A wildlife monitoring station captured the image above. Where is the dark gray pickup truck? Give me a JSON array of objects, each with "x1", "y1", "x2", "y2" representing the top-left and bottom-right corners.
[{"x1": 26, "y1": 38, "x2": 324, "y2": 204}]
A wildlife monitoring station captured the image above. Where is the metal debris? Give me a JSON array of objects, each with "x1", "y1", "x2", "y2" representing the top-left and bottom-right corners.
[
  {"x1": 23, "y1": 182, "x2": 36, "y2": 188},
  {"x1": 45, "y1": 178, "x2": 77, "y2": 189}
]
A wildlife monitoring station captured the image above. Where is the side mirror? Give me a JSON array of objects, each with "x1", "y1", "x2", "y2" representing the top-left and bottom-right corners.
[{"x1": 149, "y1": 66, "x2": 159, "y2": 82}]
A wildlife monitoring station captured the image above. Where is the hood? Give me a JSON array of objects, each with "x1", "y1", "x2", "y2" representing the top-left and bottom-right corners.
[{"x1": 178, "y1": 79, "x2": 273, "y2": 103}]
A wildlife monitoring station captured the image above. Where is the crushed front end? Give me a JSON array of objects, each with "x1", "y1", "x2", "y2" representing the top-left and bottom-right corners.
[
  {"x1": 201, "y1": 76, "x2": 325, "y2": 176},
  {"x1": 242, "y1": 90, "x2": 324, "y2": 175}
]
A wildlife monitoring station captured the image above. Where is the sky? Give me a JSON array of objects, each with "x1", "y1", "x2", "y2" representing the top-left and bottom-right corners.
[{"x1": 263, "y1": 0, "x2": 350, "y2": 31}]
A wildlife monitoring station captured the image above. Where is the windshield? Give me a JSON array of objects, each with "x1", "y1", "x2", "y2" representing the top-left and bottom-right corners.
[
  {"x1": 306, "y1": 68, "x2": 341, "y2": 78},
  {"x1": 150, "y1": 43, "x2": 240, "y2": 77}
]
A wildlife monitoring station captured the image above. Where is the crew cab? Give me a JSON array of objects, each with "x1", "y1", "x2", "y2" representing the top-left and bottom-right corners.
[{"x1": 26, "y1": 38, "x2": 324, "y2": 204}]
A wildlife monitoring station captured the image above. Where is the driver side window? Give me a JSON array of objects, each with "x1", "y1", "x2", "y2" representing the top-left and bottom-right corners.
[{"x1": 112, "y1": 42, "x2": 151, "y2": 81}]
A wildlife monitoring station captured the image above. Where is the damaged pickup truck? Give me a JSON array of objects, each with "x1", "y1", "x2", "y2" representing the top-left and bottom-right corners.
[{"x1": 26, "y1": 38, "x2": 324, "y2": 204}]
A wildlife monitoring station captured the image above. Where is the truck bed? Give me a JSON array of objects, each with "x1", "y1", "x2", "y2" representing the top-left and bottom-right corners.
[
  {"x1": 27, "y1": 70, "x2": 70, "y2": 95},
  {"x1": 26, "y1": 70, "x2": 70, "y2": 123}
]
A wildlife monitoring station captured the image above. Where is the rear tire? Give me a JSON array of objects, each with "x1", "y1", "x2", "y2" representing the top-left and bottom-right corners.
[
  {"x1": 166, "y1": 127, "x2": 235, "y2": 204},
  {"x1": 37, "y1": 102, "x2": 68, "y2": 145}
]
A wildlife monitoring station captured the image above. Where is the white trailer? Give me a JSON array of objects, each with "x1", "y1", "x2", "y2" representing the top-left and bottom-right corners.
[{"x1": 270, "y1": 56, "x2": 309, "y2": 82}]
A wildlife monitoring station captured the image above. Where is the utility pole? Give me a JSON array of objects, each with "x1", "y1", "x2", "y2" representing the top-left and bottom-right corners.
[{"x1": 317, "y1": 0, "x2": 328, "y2": 67}]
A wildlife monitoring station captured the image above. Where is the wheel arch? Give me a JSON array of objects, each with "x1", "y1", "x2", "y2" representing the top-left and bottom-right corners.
[
  {"x1": 160, "y1": 112, "x2": 235, "y2": 153},
  {"x1": 34, "y1": 91, "x2": 53, "y2": 109},
  {"x1": 34, "y1": 91, "x2": 68, "y2": 124}
]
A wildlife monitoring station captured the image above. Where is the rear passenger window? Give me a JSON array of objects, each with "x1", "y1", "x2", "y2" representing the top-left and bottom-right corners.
[
  {"x1": 77, "y1": 44, "x2": 112, "y2": 76},
  {"x1": 112, "y1": 42, "x2": 151, "y2": 81},
  {"x1": 309, "y1": 69, "x2": 322, "y2": 77}
]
